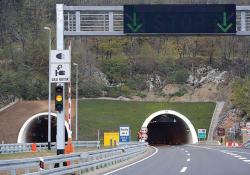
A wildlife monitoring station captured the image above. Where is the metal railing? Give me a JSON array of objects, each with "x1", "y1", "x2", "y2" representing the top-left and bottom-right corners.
[
  {"x1": 0, "y1": 141, "x2": 100, "y2": 154},
  {"x1": 0, "y1": 142, "x2": 148, "y2": 175}
]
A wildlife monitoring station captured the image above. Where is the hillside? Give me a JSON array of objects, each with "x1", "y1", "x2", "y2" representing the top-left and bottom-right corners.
[
  {"x1": 78, "y1": 99, "x2": 215, "y2": 141},
  {"x1": 1, "y1": 0, "x2": 250, "y2": 143}
]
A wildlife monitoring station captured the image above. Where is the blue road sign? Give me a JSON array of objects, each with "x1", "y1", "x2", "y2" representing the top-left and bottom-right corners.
[{"x1": 119, "y1": 126, "x2": 130, "y2": 143}]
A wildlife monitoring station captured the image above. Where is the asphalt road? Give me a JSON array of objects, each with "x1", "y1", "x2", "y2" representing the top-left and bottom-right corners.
[{"x1": 104, "y1": 145, "x2": 250, "y2": 175}]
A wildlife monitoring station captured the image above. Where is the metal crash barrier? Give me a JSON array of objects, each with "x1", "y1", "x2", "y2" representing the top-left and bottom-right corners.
[{"x1": 0, "y1": 142, "x2": 148, "y2": 175}]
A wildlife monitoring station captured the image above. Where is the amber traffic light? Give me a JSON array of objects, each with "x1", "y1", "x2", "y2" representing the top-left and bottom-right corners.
[{"x1": 55, "y1": 85, "x2": 63, "y2": 112}]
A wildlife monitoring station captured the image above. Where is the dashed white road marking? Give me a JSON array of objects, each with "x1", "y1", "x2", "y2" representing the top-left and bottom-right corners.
[
  {"x1": 239, "y1": 157, "x2": 247, "y2": 160},
  {"x1": 243, "y1": 160, "x2": 250, "y2": 162},
  {"x1": 234, "y1": 155, "x2": 242, "y2": 158},
  {"x1": 187, "y1": 158, "x2": 191, "y2": 162},
  {"x1": 187, "y1": 153, "x2": 190, "y2": 156},
  {"x1": 180, "y1": 167, "x2": 187, "y2": 173},
  {"x1": 185, "y1": 150, "x2": 188, "y2": 153},
  {"x1": 227, "y1": 153, "x2": 238, "y2": 156}
]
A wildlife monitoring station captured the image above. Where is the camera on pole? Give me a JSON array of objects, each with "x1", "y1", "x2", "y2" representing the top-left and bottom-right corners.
[{"x1": 55, "y1": 85, "x2": 63, "y2": 112}]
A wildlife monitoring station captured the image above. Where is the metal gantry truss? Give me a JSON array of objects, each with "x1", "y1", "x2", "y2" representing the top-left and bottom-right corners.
[
  {"x1": 64, "y1": 6, "x2": 124, "y2": 36},
  {"x1": 237, "y1": 6, "x2": 250, "y2": 35},
  {"x1": 63, "y1": 5, "x2": 250, "y2": 36}
]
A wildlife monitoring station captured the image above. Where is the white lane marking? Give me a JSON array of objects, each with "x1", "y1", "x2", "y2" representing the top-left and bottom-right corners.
[
  {"x1": 234, "y1": 155, "x2": 241, "y2": 158},
  {"x1": 243, "y1": 160, "x2": 250, "y2": 162},
  {"x1": 239, "y1": 157, "x2": 247, "y2": 160},
  {"x1": 223, "y1": 150, "x2": 250, "y2": 155},
  {"x1": 229, "y1": 153, "x2": 238, "y2": 156},
  {"x1": 187, "y1": 153, "x2": 190, "y2": 156},
  {"x1": 181, "y1": 148, "x2": 185, "y2": 151},
  {"x1": 185, "y1": 150, "x2": 188, "y2": 153},
  {"x1": 180, "y1": 167, "x2": 187, "y2": 173},
  {"x1": 103, "y1": 146, "x2": 158, "y2": 175},
  {"x1": 187, "y1": 158, "x2": 191, "y2": 162}
]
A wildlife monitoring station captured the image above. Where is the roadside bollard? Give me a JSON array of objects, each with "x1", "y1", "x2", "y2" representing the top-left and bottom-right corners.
[
  {"x1": 39, "y1": 157, "x2": 44, "y2": 170},
  {"x1": 31, "y1": 143, "x2": 37, "y2": 152}
]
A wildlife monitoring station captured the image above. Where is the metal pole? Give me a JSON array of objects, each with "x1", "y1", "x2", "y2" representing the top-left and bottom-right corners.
[
  {"x1": 44, "y1": 26, "x2": 51, "y2": 150},
  {"x1": 73, "y1": 63, "x2": 78, "y2": 141},
  {"x1": 98, "y1": 129, "x2": 100, "y2": 149},
  {"x1": 56, "y1": 4, "x2": 65, "y2": 156}
]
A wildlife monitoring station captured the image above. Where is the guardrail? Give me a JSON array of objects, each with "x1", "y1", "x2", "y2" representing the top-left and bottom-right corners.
[
  {"x1": 0, "y1": 141, "x2": 100, "y2": 154},
  {"x1": 197, "y1": 140, "x2": 222, "y2": 146},
  {"x1": 0, "y1": 142, "x2": 148, "y2": 175}
]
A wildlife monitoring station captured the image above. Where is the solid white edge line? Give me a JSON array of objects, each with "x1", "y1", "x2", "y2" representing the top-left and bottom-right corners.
[
  {"x1": 103, "y1": 146, "x2": 158, "y2": 175},
  {"x1": 180, "y1": 166, "x2": 188, "y2": 173}
]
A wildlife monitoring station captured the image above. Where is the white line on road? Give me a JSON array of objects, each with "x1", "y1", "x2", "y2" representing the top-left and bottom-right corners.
[
  {"x1": 187, "y1": 158, "x2": 191, "y2": 162},
  {"x1": 185, "y1": 150, "x2": 188, "y2": 153},
  {"x1": 223, "y1": 152, "x2": 237, "y2": 156},
  {"x1": 239, "y1": 157, "x2": 247, "y2": 160},
  {"x1": 243, "y1": 160, "x2": 250, "y2": 162},
  {"x1": 223, "y1": 150, "x2": 250, "y2": 155},
  {"x1": 103, "y1": 146, "x2": 158, "y2": 175},
  {"x1": 180, "y1": 167, "x2": 187, "y2": 173},
  {"x1": 234, "y1": 155, "x2": 242, "y2": 158},
  {"x1": 187, "y1": 153, "x2": 190, "y2": 156}
]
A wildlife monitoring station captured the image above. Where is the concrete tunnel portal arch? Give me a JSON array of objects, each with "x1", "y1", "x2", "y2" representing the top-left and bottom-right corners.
[
  {"x1": 17, "y1": 112, "x2": 70, "y2": 143},
  {"x1": 142, "y1": 110, "x2": 198, "y2": 145}
]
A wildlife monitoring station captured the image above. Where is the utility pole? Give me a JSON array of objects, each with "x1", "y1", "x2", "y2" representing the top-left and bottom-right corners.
[
  {"x1": 56, "y1": 4, "x2": 65, "y2": 156},
  {"x1": 73, "y1": 63, "x2": 78, "y2": 141},
  {"x1": 44, "y1": 26, "x2": 52, "y2": 150}
]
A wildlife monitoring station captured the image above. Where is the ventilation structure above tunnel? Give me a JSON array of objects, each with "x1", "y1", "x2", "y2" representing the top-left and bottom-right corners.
[{"x1": 142, "y1": 110, "x2": 198, "y2": 144}]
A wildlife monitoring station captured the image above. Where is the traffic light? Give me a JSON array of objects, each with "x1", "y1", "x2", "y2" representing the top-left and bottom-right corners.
[{"x1": 55, "y1": 85, "x2": 63, "y2": 112}]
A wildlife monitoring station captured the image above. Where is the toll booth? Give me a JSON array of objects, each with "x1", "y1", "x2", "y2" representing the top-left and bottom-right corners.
[{"x1": 104, "y1": 132, "x2": 119, "y2": 147}]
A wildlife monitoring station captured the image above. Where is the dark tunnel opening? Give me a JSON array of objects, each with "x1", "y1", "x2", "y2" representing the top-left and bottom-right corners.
[
  {"x1": 147, "y1": 114, "x2": 190, "y2": 145},
  {"x1": 26, "y1": 115, "x2": 68, "y2": 143}
]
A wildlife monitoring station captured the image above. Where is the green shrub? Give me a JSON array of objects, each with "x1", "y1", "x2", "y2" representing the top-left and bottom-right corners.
[
  {"x1": 127, "y1": 75, "x2": 147, "y2": 91},
  {"x1": 169, "y1": 69, "x2": 189, "y2": 84},
  {"x1": 169, "y1": 87, "x2": 188, "y2": 97},
  {"x1": 104, "y1": 87, "x2": 120, "y2": 97},
  {"x1": 79, "y1": 79, "x2": 104, "y2": 98},
  {"x1": 136, "y1": 92, "x2": 147, "y2": 98}
]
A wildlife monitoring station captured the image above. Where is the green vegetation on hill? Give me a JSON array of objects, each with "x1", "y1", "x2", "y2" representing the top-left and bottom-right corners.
[{"x1": 78, "y1": 99, "x2": 215, "y2": 141}]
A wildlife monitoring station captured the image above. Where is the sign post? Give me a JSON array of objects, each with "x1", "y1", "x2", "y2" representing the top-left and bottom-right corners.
[{"x1": 246, "y1": 122, "x2": 250, "y2": 141}]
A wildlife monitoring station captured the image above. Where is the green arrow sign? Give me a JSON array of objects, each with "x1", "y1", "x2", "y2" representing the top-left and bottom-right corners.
[
  {"x1": 127, "y1": 12, "x2": 143, "y2": 32},
  {"x1": 217, "y1": 12, "x2": 233, "y2": 33}
]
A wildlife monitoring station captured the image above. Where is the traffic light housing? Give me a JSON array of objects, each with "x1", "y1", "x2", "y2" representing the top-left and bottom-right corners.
[{"x1": 55, "y1": 85, "x2": 63, "y2": 112}]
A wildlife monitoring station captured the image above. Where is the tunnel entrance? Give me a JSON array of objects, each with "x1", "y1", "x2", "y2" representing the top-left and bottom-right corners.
[
  {"x1": 18, "y1": 112, "x2": 69, "y2": 143},
  {"x1": 147, "y1": 114, "x2": 189, "y2": 145},
  {"x1": 26, "y1": 115, "x2": 68, "y2": 143},
  {"x1": 142, "y1": 110, "x2": 198, "y2": 145}
]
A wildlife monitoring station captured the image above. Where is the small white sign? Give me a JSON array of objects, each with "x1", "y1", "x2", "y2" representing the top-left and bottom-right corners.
[
  {"x1": 141, "y1": 133, "x2": 148, "y2": 140},
  {"x1": 140, "y1": 127, "x2": 148, "y2": 134},
  {"x1": 120, "y1": 126, "x2": 130, "y2": 136},
  {"x1": 247, "y1": 122, "x2": 250, "y2": 135},
  {"x1": 50, "y1": 63, "x2": 71, "y2": 83},
  {"x1": 50, "y1": 50, "x2": 70, "y2": 63}
]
